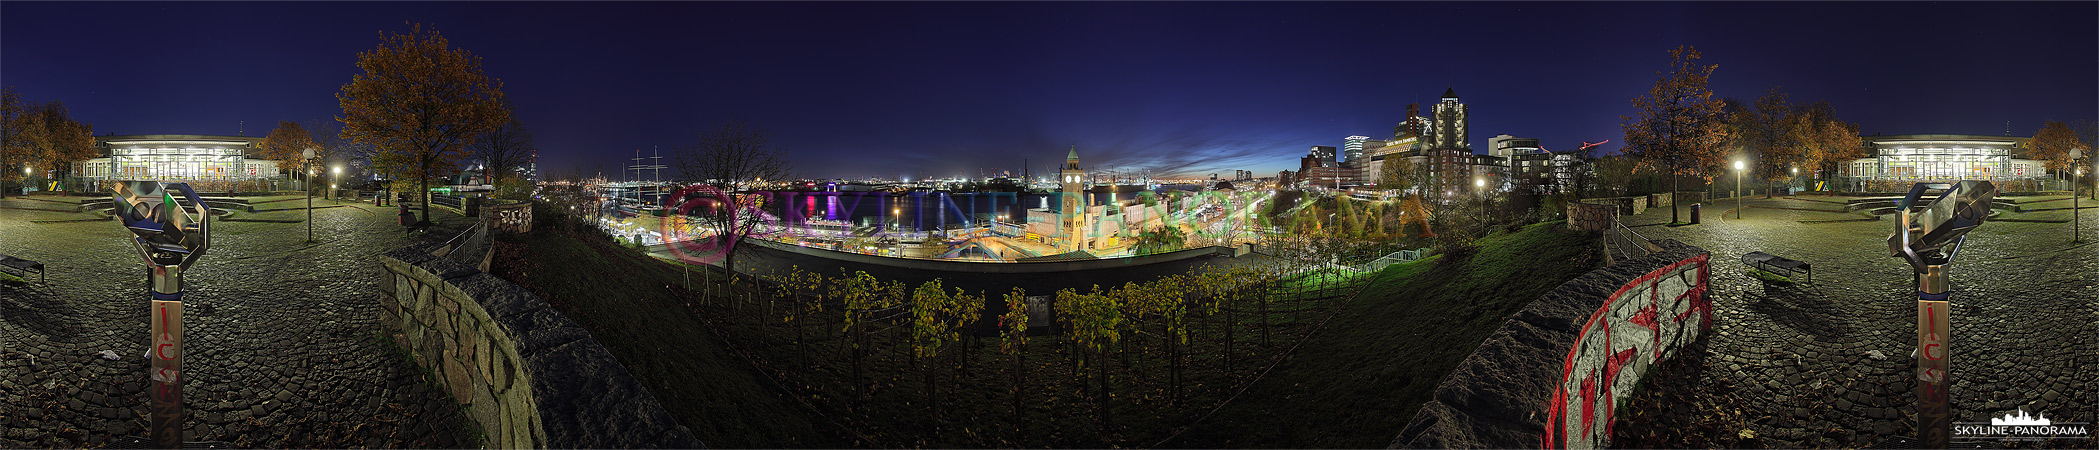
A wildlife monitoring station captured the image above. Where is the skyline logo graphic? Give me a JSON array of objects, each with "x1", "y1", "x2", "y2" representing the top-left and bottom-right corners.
[
  {"x1": 1954, "y1": 407, "x2": 2089, "y2": 442},
  {"x1": 1991, "y1": 410, "x2": 2051, "y2": 426}
]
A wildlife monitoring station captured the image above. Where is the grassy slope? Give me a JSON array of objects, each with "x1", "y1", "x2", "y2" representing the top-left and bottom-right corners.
[
  {"x1": 507, "y1": 230, "x2": 845, "y2": 448},
  {"x1": 1168, "y1": 221, "x2": 1601, "y2": 448}
]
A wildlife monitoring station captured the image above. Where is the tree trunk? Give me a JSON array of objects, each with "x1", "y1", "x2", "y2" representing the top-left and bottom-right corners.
[
  {"x1": 796, "y1": 299, "x2": 807, "y2": 368},
  {"x1": 420, "y1": 155, "x2": 432, "y2": 226},
  {"x1": 1260, "y1": 287, "x2": 1272, "y2": 348},
  {"x1": 1097, "y1": 347, "x2": 1111, "y2": 433},
  {"x1": 925, "y1": 358, "x2": 937, "y2": 424},
  {"x1": 1012, "y1": 346, "x2": 1025, "y2": 430},
  {"x1": 1668, "y1": 167, "x2": 1680, "y2": 223},
  {"x1": 852, "y1": 321, "x2": 864, "y2": 405},
  {"x1": 1223, "y1": 297, "x2": 1235, "y2": 371}
]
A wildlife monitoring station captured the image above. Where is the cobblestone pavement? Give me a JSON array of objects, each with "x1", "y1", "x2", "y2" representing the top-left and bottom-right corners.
[
  {"x1": 1615, "y1": 195, "x2": 2098, "y2": 448},
  {"x1": 2, "y1": 197, "x2": 476, "y2": 448}
]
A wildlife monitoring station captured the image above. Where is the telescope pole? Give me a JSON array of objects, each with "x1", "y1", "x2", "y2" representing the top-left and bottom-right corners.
[
  {"x1": 149, "y1": 265, "x2": 186, "y2": 448},
  {"x1": 1916, "y1": 265, "x2": 1950, "y2": 448}
]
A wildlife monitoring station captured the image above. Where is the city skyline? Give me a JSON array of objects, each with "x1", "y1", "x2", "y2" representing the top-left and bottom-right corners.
[{"x1": 3, "y1": 2, "x2": 2093, "y2": 180}]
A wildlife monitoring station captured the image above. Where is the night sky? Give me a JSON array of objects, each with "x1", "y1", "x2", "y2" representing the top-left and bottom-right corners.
[{"x1": 4, "y1": 2, "x2": 2093, "y2": 181}]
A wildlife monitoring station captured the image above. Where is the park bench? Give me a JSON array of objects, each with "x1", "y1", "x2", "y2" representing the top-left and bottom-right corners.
[
  {"x1": 1742, "y1": 251, "x2": 1812, "y2": 284},
  {"x1": 0, "y1": 254, "x2": 46, "y2": 284}
]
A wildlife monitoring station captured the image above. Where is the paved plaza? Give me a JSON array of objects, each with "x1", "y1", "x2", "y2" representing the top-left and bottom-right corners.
[
  {"x1": 1616, "y1": 195, "x2": 2098, "y2": 447},
  {"x1": 1, "y1": 197, "x2": 474, "y2": 447}
]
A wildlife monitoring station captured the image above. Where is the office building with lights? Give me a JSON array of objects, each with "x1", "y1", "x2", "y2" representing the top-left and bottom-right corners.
[{"x1": 1343, "y1": 136, "x2": 1385, "y2": 169}]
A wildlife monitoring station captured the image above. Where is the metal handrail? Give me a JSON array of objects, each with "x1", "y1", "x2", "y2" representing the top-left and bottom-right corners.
[
  {"x1": 431, "y1": 220, "x2": 488, "y2": 260},
  {"x1": 1607, "y1": 213, "x2": 1661, "y2": 263}
]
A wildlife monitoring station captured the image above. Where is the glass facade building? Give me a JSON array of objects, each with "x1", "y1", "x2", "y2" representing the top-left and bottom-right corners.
[
  {"x1": 78, "y1": 135, "x2": 279, "y2": 181},
  {"x1": 1847, "y1": 135, "x2": 2042, "y2": 180}
]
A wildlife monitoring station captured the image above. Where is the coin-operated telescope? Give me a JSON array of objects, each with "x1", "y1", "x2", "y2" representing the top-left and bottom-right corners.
[
  {"x1": 112, "y1": 181, "x2": 211, "y2": 449},
  {"x1": 1886, "y1": 180, "x2": 1993, "y2": 449},
  {"x1": 1888, "y1": 180, "x2": 1994, "y2": 278},
  {"x1": 114, "y1": 182, "x2": 211, "y2": 269}
]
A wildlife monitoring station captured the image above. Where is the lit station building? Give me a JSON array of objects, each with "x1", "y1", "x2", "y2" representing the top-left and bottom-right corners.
[
  {"x1": 76, "y1": 135, "x2": 280, "y2": 182},
  {"x1": 1844, "y1": 135, "x2": 2043, "y2": 181}
]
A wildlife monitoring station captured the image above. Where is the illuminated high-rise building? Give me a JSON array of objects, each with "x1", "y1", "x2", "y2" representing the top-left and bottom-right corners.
[
  {"x1": 1343, "y1": 136, "x2": 1370, "y2": 168},
  {"x1": 1425, "y1": 87, "x2": 1469, "y2": 151}
]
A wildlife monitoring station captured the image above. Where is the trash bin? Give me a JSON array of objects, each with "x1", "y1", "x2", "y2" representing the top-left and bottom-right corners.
[{"x1": 1691, "y1": 203, "x2": 1702, "y2": 224}]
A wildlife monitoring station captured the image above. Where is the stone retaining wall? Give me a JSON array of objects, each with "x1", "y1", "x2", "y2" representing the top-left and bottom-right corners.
[
  {"x1": 1392, "y1": 239, "x2": 1711, "y2": 449},
  {"x1": 379, "y1": 245, "x2": 701, "y2": 449},
  {"x1": 483, "y1": 201, "x2": 533, "y2": 234},
  {"x1": 1566, "y1": 203, "x2": 1617, "y2": 231},
  {"x1": 1579, "y1": 196, "x2": 1647, "y2": 216}
]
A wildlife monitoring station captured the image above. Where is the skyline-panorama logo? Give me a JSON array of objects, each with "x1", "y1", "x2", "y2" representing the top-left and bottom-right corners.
[{"x1": 1954, "y1": 408, "x2": 2090, "y2": 442}]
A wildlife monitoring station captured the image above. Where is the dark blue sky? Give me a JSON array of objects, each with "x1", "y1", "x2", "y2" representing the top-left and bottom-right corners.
[{"x1": 4, "y1": 2, "x2": 2094, "y2": 180}]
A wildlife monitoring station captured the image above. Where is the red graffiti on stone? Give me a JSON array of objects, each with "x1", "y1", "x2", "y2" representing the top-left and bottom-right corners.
[
  {"x1": 1578, "y1": 374, "x2": 1597, "y2": 439},
  {"x1": 1629, "y1": 304, "x2": 1658, "y2": 330},
  {"x1": 1543, "y1": 253, "x2": 1710, "y2": 449}
]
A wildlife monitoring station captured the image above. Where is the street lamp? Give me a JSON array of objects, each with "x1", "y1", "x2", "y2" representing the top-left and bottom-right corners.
[
  {"x1": 331, "y1": 165, "x2": 341, "y2": 200},
  {"x1": 892, "y1": 207, "x2": 901, "y2": 257},
  {"x1": 1734, "y1": 159, "x2": 1745, "y2": 219},
  {"x1": 303, "y1": 148, "x2": 315, "y2": 243},
  {"x1": 2072, "y1": 148, "x2": 2084, "y2": 243}
]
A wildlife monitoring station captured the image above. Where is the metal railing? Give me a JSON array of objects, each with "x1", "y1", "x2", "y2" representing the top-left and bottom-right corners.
[
  {"x1": 1354, "y1": 248, "x2": 1431, "y2": 273},
  {"x1": 1605, "y1": 212, "x2": 1661, "y2": 265},
  {"x1": 430, "y1": 194, "x2": 463, "y2": 209},
  {"x1": 431, "y1": 220, "x2": 493, "y2": 271}
]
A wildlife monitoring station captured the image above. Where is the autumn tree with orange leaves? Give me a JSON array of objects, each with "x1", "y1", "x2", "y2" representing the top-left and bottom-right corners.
[
  {"x1": 2, "y1": 90, "x2": 96, "y2": 195},
  {"x1": 1622, "y1": 45, "x2": 1730, "y2": 223},
  {"x1": 259, "y1": 120, "x2": 319, "y2": 189},
  {"x1": 337, "y1": 23, "x2": 509, "y2": 224},
  {"x1": 2028, "y1": 121, "x2": 2089, "y2": 182},
  {"x1": 1722, "y1": 87, "x2": 1797, "y2": 197},
  {"x1": 1785, "y1": 100, "x2": 1863, "y2": 191}
]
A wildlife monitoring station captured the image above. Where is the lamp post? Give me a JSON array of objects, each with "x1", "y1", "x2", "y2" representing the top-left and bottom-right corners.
[
  {"x1": 2070, "y1": 149, "x2": 2085, "y2": 243},
  {"x1": 1791, "y1": 166, "x2": 1798, "y2": 195},
  {"x1": 303, "y1": 148, "x2": 315, "y2": 243},
  {"x1": 892, "y1": 207, "x2": 901, "y2": 257},
  {"x1": 1734, "y1": 160, "x2": 1745, "y2": 219},
  {"x1": 331, "y1": 165, "x2": 341, "y2": 200}
]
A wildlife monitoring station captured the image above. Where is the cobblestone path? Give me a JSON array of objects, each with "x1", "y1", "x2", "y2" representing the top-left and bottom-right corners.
[
  {"x1": 1614, "y1": 195, "x2": 2098, "y2": 448},
  {"x1": 2, "y1": 197, "x2": 476, "y2": 448}
]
